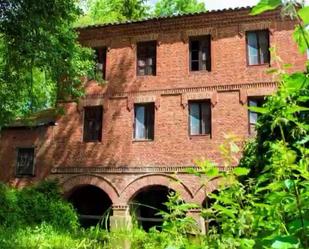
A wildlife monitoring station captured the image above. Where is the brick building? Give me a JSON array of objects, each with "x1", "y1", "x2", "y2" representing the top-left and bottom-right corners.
[{"x1": 0, "y1": 7, "x2": 306, "y2": 231}]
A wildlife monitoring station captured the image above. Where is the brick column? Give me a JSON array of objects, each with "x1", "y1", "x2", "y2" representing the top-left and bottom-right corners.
[
  {"x1": 187, "y1": 208, "x2": 206, "y2": 235},
  {"x1": 110, "y1": 205, "x2": 132, "y2": 231}
]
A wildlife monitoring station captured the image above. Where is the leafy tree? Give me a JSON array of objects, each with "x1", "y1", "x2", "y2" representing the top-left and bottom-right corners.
[
  {"x1": 0, "y1": 0, "x2": 94, "y2": 128},
  {"x1": 154, "y1": 0, "x2": 206, "y2": 17},
  {"x1": 77, "y1": 0, "x2": 149, "y2": 26}
]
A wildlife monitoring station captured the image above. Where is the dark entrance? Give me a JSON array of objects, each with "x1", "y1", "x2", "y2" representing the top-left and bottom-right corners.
[
  {"x1": 202, "y1": 190, "x2": 220, "y2": 234},
  {"x1": 130, "y1": 185, "x2": 173, "y2": 231},
  {"x1": 68, "y1": 185, "x2": 112, "y2": 228}
]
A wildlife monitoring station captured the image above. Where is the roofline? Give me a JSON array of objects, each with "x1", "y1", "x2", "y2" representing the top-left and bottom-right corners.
[{"x1": 76, "y1": 6, "x2": 255, "y2": 30}]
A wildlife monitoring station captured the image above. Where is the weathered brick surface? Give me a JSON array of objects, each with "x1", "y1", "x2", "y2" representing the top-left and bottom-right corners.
[{"x1": 0, "y1": 7, "x2": 306, "y2": 206}]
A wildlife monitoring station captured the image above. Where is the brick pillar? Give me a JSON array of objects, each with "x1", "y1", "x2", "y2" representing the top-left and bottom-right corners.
[
  {"x1": 110, "y1": 205, "x2": 132, "y2": 231},
  {"x1": 187, "y1": 208, "x2": 206, "y2": 235}
]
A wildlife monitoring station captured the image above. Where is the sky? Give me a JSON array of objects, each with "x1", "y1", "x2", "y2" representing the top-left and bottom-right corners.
[{"x1": 149, "y1": 0, "x2": 308, "y2": 10}]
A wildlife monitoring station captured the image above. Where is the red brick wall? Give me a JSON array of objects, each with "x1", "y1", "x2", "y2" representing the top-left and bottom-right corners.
[{"x1": 0, "y1": 8, "x2": 307, "y2": 205}]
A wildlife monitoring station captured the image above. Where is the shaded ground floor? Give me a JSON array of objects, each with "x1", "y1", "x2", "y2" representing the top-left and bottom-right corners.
[{"x1": 51, "y1": 167, "x2": 219, "y2": 232}]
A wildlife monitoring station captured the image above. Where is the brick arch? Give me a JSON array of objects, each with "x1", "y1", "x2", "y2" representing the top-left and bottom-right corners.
[
  {"x1": 62, "y1": 174, "x2": 119, "y2": 204},
  {"x1": 192, "y1": 178, "x2": 220, "y2": 205},
  {"x1": 120, "y1": 174, "x2": 193, "y2": 204}
]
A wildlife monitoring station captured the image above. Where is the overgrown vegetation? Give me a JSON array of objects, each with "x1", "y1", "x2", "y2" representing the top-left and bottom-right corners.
[{"x1": 0, "y1": 0, "x2": 308, "y2": 249}]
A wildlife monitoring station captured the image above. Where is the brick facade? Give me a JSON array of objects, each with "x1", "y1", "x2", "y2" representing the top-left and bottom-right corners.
[{"x1": 0, "y1": 7, "x2": 306, "y2": 229}]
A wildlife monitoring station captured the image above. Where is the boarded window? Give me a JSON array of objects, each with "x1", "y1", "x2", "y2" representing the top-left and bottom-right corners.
[
  {"x1": 16, "y1": 148, "x2": 35, "y2": 176},
  {"x1": 137, "y1": 41, "x2": 156, "y2": 76},
  {"x1": 189, "y1": 36, "x2": 211, "y2": 71},
  {"x1": 248, "y1": 97, "x2": 265, "y2": 134},
  {"x1": 134, "y1": 103, "x2": 155, "y2": 140},
  {"x1": 189, "y1": 100, "x2": 211, "y2": 135},
  {"x1": 83, "y1": 106, "x2": 103, "y2": 142},
  {"x1": 94, "y1": 47, "x2": 107, "y2": 80},
  {"x1": 246, "y1": 30, "x2": 270, "y2": 65}
]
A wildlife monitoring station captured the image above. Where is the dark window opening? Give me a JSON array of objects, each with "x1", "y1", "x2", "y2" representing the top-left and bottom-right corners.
[
  {"x1": 68, "y1": 185, "x2": 112, "y2": 229},
  {"x1": 94, "y1": 47, "x2": 107, "y2": 80},
  {"x1": 248, "y1": 96, "x2": 265, "y2": 135},
  {"x1": 16, "y1": 148, "x2": 35, "y2": 177},
  {"x1": 134, "y1": 103, "x2": 155, "y2": 140},
  {"x1": 246, "y1": 30, "x2": 270, "y2": 65},
  {"x1": 189, "y1": 35, "x2": 211, "y2": 71},
  {"x1": 83, "y1": 106, "x2": 103, "y2": 142},
  {"x1": 130, "y1": 186, "x2": 174, "y2": 231},
  {"x1": 137, "y1": 41, "x2": 156, "y2": 76},
  {"x1": 189, "y1": 100, "x2": 211, "y2": 135}
]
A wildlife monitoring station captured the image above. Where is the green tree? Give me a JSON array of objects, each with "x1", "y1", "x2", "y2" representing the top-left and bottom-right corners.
[
  {"x1": 0, "y1": 0, "x2": 94, "y2": 128},
  {"x1": 77, "y1": 0, "x2": 149, "y2": 26},
  {"x1": 154, "y1": 0, "x2": 206, "y2": 17}
]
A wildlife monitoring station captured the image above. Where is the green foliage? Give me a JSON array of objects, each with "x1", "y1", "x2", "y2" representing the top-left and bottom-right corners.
[
  {"x1": 0, "y1": 0, "x2": 95, "y2": 128},
  {"x1": 154, "y1": 0, "x2": 205, "y2": 17},
  {"x1": 0, "y1": 180, "x2": 78, "y2": 230},
  {"x1": 250, "y1": 0, "x2": 281, "y2": 15},
  {"x1": 77, "y1": 0, "x2": 149, "y2": 26}
]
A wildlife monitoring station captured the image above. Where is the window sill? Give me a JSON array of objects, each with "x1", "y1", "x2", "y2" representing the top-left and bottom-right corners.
[
  {"x1": 83, "y1": 141, "x2": 102, "y2": 144},
  {"x1": 247, "y1": 63, "x2": 270, "y2": 67},
  {"x1": 136, "y1": 75, "x2": 156, "y2": 78},
  {"x1": 189, "y1": 134, "x2": 211, "y2": 139},
  {"x1": 132, "y1": 139, "x2": 154, "y2": 143},
  {"x1": 189, "y1": 70, "x2": 211, "y2": 74}
]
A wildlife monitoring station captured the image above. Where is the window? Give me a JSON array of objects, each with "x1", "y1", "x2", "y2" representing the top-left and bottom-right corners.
[
  {"x1": 248, "y1": 97, "x2": 265, "y2": 134},
  {"x1": 94, "y1": 47, "x2": 107, "y2": 80},
  {"x1": 189, "y1": 36, "x2": 211, "y2": 71},
  {"x1": 137, "y1": 41, "x2": 156, "y2": 76},
  {"x1": 246, "y1": 30, "x2": 270, "y2": 65},
  {"x1": 16, "y1": 148, "x2": 35, "y2": 176},
  {"x1": 83, "y1": 106, "x2": 103, "y2": 142},
  {"x1": 189, "y1": 100, "x2": 211, "y2": 135},
  {"x1": 134, "y1": 103, "x2": 155, "y2": 140}
]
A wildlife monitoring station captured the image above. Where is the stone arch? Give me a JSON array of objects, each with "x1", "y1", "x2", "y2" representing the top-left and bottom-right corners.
[
  {"x1": 62, "y1": 174, "x2": 119, "y2": 204},
  {"x1": 193, "y1": 177, "x2": 220, "y2": 205},
  {"x1": 121, "y1": 174, "x2": 193, "y2": 204}
]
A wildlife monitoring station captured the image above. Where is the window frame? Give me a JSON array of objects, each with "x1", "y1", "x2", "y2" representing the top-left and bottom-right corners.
[
  {"x1": 246, "y1": 29, "x2": 270, "y2": 66},
  {"x1": 136, "y1": 41, "x2": 157, "y2": 76},
  {"x1": 94, "y1": 47, "x2": 107, "y2": 80},
  {"x1": 188, "y1": 100, "x2": 212, "y2": 137},
  {"x1": 248, "y1": 96, "x2": 265, "y2": 135},
  {"x1": 189, "y1": 35, "x2": 211, "y2": 72},
  {"x1": 15, "y1": 147, "x2": 35, "y2": 177},
  {"x1": 83, "y1": 105, "x2": 103, "y2": 143},
  {"x1": 133, "y1": 102, "x2": 155, "y2": 141}
]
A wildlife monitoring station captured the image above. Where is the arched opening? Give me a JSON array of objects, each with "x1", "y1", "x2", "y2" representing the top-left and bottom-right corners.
[
  {"x1": 202, "y1": 190, "x2": 220, "y2": 234},
  {"x1": 130, "y1": 185, "x2": 174, "y2": 231},
  {"x1": 68, "y1": 185, "x2": 112, "y2": 228}
]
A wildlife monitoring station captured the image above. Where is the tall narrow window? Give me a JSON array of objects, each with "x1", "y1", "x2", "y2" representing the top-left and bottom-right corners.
[
  {"x1": 189, "y1": 36, "x2": 211, "y2": 71},
  {"x1": 137, "y1": 41, "x2": 156, "y2": 76},
  {"x1": 248, "y1": 97, "x2": 265, "y2": 134},
  {"x1": 83, "y1": 106, "x2": 103, "y2": 142},
  {"x1": 246, "y1": 30, "x2": 270, "y2": 65},
  {"x1": 134, "y1": 103, "x2": 155, "y2": 140},
  {"x1": 94, "y1": 47, "x2": 107, "y2": 80},
  {"x1": 16, "y1": 148, "x2": 35, "y2": 176},
  {"x1": 189, "y1": 100, "x2": 211, "y2": 135}
]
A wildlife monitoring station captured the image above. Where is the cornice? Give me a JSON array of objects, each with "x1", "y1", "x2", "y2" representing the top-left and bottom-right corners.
[
  {"x1": 51, "y1": 166, "x2": 233, "y2": 174},
  {"x1": 85, "y1": 81, "x2": 278, "y2": 100}
]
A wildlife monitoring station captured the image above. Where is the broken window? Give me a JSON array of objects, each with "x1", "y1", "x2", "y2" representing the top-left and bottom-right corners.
[
  {"x1": 94, "y1": 47, "x2": 107, "y2": 80},
  {"x1": 189, "y1": 35, "x2": 211, "y2": 71},
  {"x1": 137, "y1": 41, "x2": 156, "y2": 76},
  {"x1": 189, "y1": 100, "x2": 211, "y2": 135},
  {"x1": 134, "y1": 103, "x2": 155, "y2": 140},
  {"x1": 16, "y1": 148, "x2": 35, "y2": 176},
  {"x1": 83, "y1": 106, "x2": 103, "y2": 142},
  {"x1": 248, "y1": 97, "x2": 265, "y2": 134},
  {"x1": 246, "y1": 30, "x2": 270, "y2": 65}
]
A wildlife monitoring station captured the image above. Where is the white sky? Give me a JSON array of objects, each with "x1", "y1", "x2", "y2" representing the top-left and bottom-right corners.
[{"x1": 149, "y1": 0, "x2": 308, "y2": 10}]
